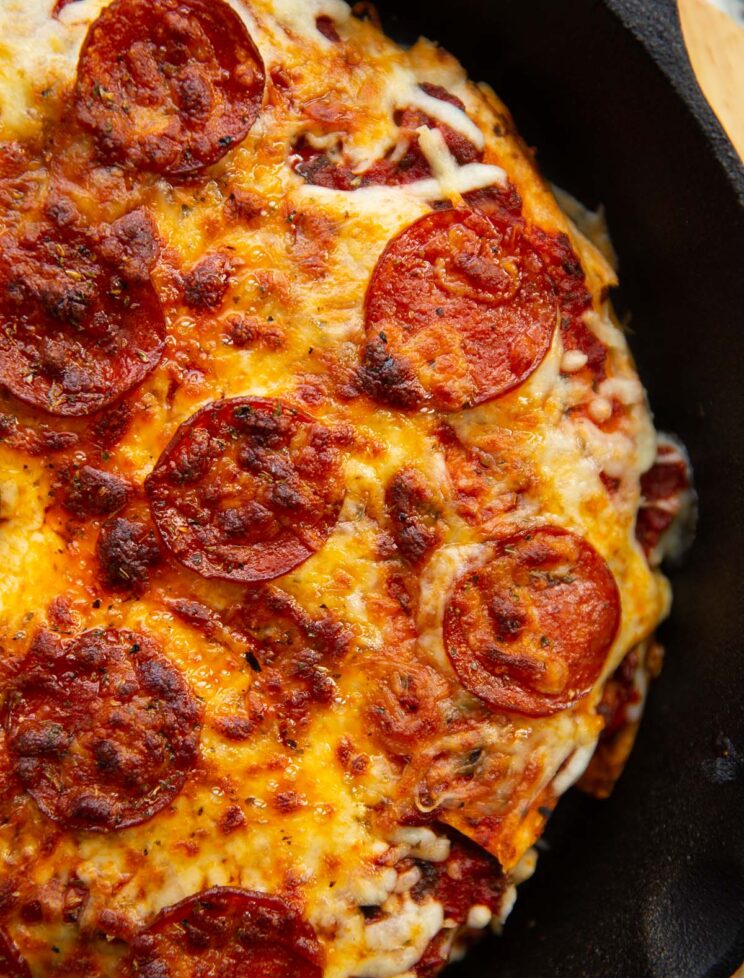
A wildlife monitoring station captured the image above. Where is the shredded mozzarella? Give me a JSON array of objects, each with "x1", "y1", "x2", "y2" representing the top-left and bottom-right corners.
[
  {"x1": 561, "y1": 349, "x2": 589, "y2": 373},
  {"x1": 356, "y1": 897, "x2": 444, "y2": 978},
  {"x1": 466, "y1": 904, "x2": 493, "y2": 929},
  {"x1": 406, "y1": 84, "x2": 485, "y2": 149},
  {"x1": 268, "y1": 0, "x2": 351, "y2": 39},
  {"x1": 551, "y1": 741, "x2": 600, "y2": 795},
  {"x1": 390, "y1": 827, "x2": 451, "y2": 863}
]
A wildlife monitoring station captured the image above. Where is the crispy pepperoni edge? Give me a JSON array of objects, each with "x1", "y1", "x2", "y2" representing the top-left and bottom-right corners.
[{"x1": 443, "y1": 527, "x2": 621, "y2": 717}]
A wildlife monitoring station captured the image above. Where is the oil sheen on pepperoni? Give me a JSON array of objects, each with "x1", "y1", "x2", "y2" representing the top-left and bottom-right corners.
[
  {"x1": 362, "y1": 209, "x2": 557, "y2": 411},
  {"x1": 122, "y1": 887, "x2": 323, "y2": 978},
  {"x1": 444, "y1": 527, "x2": 620, "y2": 717},
  {"x1": 146, "y1": 398, "x2": 345, "y2": 583},
  {"x1": 4, "y1": 628, "x2": 201, "y2": 831},
  {"x1": 75, "y1": 0, "x2": 265, "y2": 175},
  {"x1": 0, "y1": 214, "x2": 164, "y2": 417},
  {"x1": 0, "y1": 928, "x2": 30, "y2": 978}
]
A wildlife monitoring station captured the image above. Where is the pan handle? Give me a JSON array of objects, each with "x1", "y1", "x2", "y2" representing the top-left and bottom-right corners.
[{"x1": 605, "y1": 0, "x2": 744, "y2": 198}]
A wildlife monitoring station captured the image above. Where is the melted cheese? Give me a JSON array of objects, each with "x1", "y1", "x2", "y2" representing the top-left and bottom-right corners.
[
  {"x1": 0, "y1": 1, "x2": 678, "y2": 976},
  {"x1": 406, "y1": 87, "x2": 486, "y2": 149},
  {"x1": 356, "y1": 897, "x2": 444, "y2": 978},
  {"x1": 268, "y1": 0, "x2": 351, "y2": 40},
  {"x1": 0, "y1": 0, "x2": 104, "y2": 136}
]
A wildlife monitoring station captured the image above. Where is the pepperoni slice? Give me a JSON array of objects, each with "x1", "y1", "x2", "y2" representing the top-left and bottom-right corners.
[
  {"x1": 464, "y1": 194, "x2": 606, "y2": 383},
  {"x1": 122, "y1": 887, "x2": 323, "y2": 978},
  {"x1": 75, "y1": 0, "x2": 265, "y2": 176},
  {"x1": 444, "y1": 527, "x2": 620, "y2": 717},
  {"x1": 361, "y1": 209, "x2": 557, "y2": 411},
  {"x1": 0, "y1": 928, "x2": 30, "y2": 978},
  {"x1": 0, "y1": 209, "x2": 164, "y2": 416},
  {"x1": 4, "y1": 628, "x2": 201, "y2": 831},
  {"x1": 146, "y1": 398, "x2": 345, "y2": 583}
]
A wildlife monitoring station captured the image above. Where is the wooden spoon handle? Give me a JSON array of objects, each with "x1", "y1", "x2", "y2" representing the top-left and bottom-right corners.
[{"x1": 678, "y1": 0, "x2": 744, "y2": 158}]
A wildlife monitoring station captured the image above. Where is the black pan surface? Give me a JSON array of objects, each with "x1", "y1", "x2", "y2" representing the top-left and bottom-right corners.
[{"x1": 375, "y1": 2, "x2": 744, "y2": 975}]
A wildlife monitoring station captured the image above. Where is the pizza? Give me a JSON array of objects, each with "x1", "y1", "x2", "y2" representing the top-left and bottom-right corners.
[{"x1": 0, "y1": 1, "x2": 694, "y2": 976}]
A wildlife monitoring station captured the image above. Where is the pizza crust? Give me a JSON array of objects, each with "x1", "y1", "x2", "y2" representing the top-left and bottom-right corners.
[{"x1": 0, "y1": 2, "x2": 689, "y2": 976}]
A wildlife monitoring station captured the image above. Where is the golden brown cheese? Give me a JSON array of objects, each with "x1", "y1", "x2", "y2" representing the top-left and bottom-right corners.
[{"x1": 0, "y1": 2, "x2": 679, "y2": 976}]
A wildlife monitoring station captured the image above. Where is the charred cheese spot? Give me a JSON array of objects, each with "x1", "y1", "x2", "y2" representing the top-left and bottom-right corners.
[
  {"x1": 385, "y1": 467, "x2": 444, "y2": 566},
  {"x1": 62, "y1": 465, "x2": 132, "y2": 518},
  {"x1": 97, "y1": 515, "x2": 163, "y2": 594},
  {"x1": 182, "y1": 252, "x2": 234, "y2": 311}
]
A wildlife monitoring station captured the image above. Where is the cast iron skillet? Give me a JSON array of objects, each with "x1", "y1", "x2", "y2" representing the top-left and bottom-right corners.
[{"x1": 374, "y1": 1, "x2": 744, "y2": 975}]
